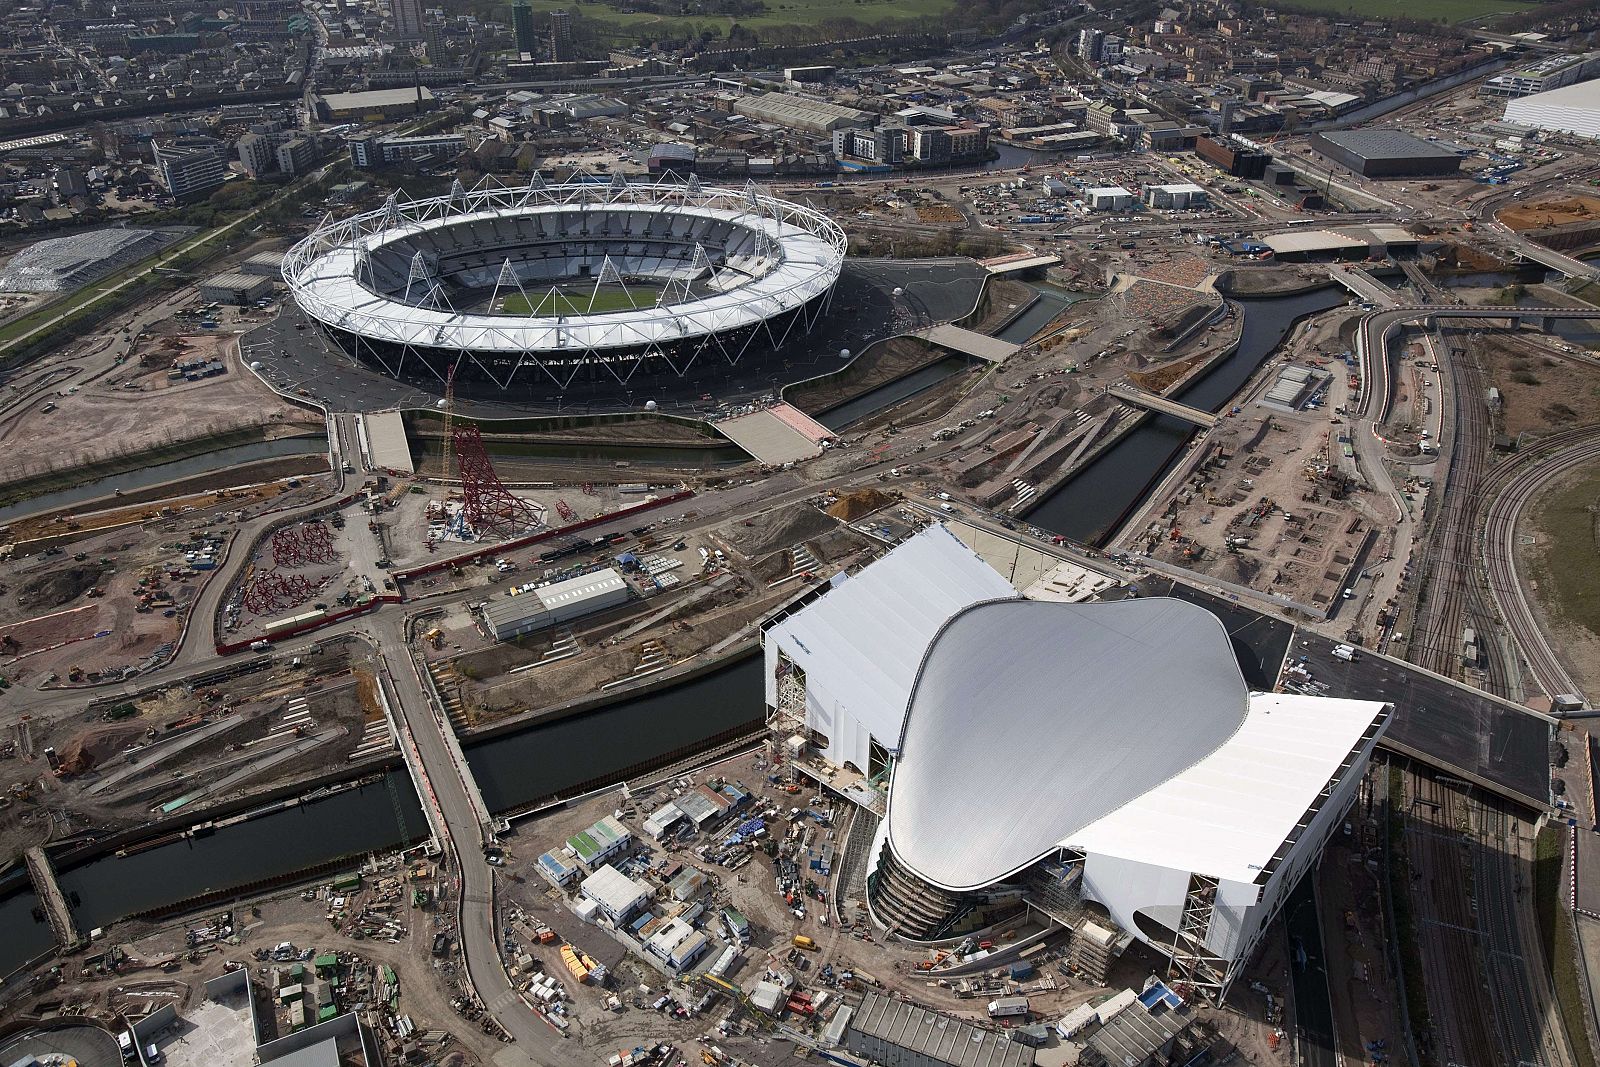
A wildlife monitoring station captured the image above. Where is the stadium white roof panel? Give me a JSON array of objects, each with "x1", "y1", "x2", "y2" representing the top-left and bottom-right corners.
[
  {"x1": 887, "y1": 598, "x2": 1251, "y2": 891},
  {"x1": 883, "y1": 597, "x2": 1387, "y2": 890}
]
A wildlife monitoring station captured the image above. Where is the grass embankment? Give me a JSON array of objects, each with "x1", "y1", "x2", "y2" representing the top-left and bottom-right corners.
[
  {"x1": 1387, "y1": 766, "x2": 1435, "y2": 1065},
  {"x1": 1534, "y1": 824, "x2": 1597, "y2": 1067},
  {"x1": 1526, "y1": 462, "x2": 1600, "y2": 642},
  {"x1": 499, "y1": 285, "x2": 660, "y2": 316}
]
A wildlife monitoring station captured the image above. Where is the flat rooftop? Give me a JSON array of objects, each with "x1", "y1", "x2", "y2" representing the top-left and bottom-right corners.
[{"x1": 1313, "y1": 128, "x2": 1459, "y2": 161}]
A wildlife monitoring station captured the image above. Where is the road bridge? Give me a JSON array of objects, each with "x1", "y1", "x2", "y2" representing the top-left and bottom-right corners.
[
  {"x1": 1328, "y1": 265, "x2": 1401, "y2": 308},
  {"x1": 1354, "y1": 304, "x2": 1600, "y2": 419},
  {"x1": 25, "y1": 847, "x2": 80, "y2": 951},
  {"x1": 1106, "y1": 383, "x2": 1220, "y2": 428},
  {"x1": 1510, "y1": 239, "x2": 1600, "y2": 281},
  {"x1": 911, "y1": 323, "x2": 1021, "y2": 363},
  {"x1": 978, "y1": 252, "x2": 1062, "y2": 275}
]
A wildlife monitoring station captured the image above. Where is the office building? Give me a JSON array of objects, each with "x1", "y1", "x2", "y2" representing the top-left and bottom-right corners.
[
  {"x1": 511, "y1": 0, "x2": 537, "y2": 56},
  {"x1": 154, "y1": 142, "x2": 225, "y2": 200}
]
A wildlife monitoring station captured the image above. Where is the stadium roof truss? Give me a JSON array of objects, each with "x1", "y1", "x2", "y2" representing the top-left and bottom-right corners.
[{"x1": 282, "y1": 173, "x2": 847, "y2": 390}]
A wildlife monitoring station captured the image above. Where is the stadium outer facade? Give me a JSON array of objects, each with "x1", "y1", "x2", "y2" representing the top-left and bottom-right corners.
[
  {"x1": 282, "y1": 174, "x2": 846, "y2": 390},
  {"x1": 761, "y1": 525, "x2": 1390, "y2": 999}
]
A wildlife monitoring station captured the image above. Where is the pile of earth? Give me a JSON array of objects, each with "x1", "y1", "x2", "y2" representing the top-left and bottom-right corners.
[
  {"x1": 826, "y1": 488, "x2": 894, "y2": 522},
  {"x1": 17, "y1": 565, "x2": 105, "y2": 610}
]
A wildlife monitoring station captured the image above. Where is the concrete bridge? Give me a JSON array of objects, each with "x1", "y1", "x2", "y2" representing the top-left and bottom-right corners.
[
  {"x1": 25, "y1": 846, "x2": 80, "y2": 951},
  {"x1": 1328, "y1": 265, "x2": 1401, "y2": 308},
  {"x1": 1106, "y1": 383, "x2": 1220, "y2": 429},
  {"x1": 978, "y1": 252, "x2": 1062, "y2": 276},
  {"x1": 911, "y1": 323, "x2": 1022, "y2": 364}
]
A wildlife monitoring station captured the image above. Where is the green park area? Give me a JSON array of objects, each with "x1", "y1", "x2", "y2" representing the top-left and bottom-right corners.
[
  {"x1": 498, "y1": 284, "x2": 660, "y2": 316},
  {"x1": 1259, "y1": 0, "x2": 1534, "y2": 22},
  {"x1": 518, "y1": 0, "x2": 955, "y2": 41}
]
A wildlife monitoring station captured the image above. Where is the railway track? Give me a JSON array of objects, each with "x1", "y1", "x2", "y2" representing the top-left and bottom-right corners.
[
  {"x1": 1403, "y1": 769, "x2": 1500, "y2": 1067},
  {"x1": 1409, "y1": 336, "x2": 1492, "y2": 678},
  {"x1": 1480, "y1": 431, "x2": 1600, "y2": 699}
]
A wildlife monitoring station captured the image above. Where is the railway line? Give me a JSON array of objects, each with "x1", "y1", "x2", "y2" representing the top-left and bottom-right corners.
[
  {"x1": 1400, "y1": 767, "x2": 1565, "y2": 1067},
  {"x1": 1480, "y1": 431, "x2": 1600, "y2": 700},
  {"x1": 1408, "y1": 335, "x2": 1492, "y2": 678}
]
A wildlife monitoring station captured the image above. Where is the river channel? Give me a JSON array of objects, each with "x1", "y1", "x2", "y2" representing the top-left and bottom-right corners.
[
  {"x1": 1023, "y1": 286, "x2": 1347, "y2": 545},
  {"x1": 0, "y1": 286, "x2": 1353, "y2": 975},
  {"x1": 0, "y1": 437, "x2": 330, "y2": 525}
]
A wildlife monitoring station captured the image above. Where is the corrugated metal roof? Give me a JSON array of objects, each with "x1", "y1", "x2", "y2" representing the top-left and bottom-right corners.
[
  {"x1": 888, "y1": 598, "x2": 1250, "y2": 892},
  {"x1": 846, "y1": 992, "x2": 1033, "y2": 1067}
]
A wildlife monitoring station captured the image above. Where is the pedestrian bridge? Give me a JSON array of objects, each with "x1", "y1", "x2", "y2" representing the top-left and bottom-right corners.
[
  {"x1": 911, "y1": 324, "x2": 1022, "y2": 364},
  {"x1": 1107, "y1": 383, "x2": 1220, "y2": 429},
  {"x1": 979, "y1": 252, "x2": 1062, "y2": 275}
]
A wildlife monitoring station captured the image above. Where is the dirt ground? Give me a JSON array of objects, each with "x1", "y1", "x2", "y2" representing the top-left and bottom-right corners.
[
  {"x1": 0, "y1": 638, "x2": 393, "y2": 861},
  {"x1": 0, "y1": 337, "x2": 319, "y2": 485},
  {"x1": 1475, "y1": 331, "x2": 1600, "y2": 438},
  {"x1": 2, "y1": 852, "x2": 492, "y2": 1067},
  {"x1": 1499, "y1": 195, "x2": 1600, "y2": 233}
]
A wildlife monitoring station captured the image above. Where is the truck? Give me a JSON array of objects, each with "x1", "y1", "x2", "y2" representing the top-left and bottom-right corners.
[
  {"x1": 792, "y1": 935, "x2": 818, "y2": 951},
  {"x1": 1332, "y1": 644, "x2": 1357, "y2": 662},
  {"x1": 988, "y1": 996, "x2": 1030, "y2": 1018}
]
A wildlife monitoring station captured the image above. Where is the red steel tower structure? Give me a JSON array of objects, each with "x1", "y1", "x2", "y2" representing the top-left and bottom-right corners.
[{"x1": 452, "y1": 423, "x2": 542, "y2": 537}]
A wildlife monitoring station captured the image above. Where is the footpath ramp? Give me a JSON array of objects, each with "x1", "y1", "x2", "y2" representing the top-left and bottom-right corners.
[{"x1": 715, "y1": 404, "x2": 829, "y2": 465}]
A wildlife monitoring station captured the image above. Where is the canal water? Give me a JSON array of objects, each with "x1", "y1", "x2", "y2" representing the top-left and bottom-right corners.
[
  {"x1": 1024, "y1": 286, "x2": 1347, "y2": 545},
  {"x1": 818, "y1": 284, "x2": 1092, "y2": 432},
  {"x1": 0, "y1": 437, "x2": 329, "y2": 525},
  {"x1": 466, "y1": 654, "x2": 764, "y2": 814},
  {"x1": 0, "y1": 658, "x2": 766, "y2": 974}
]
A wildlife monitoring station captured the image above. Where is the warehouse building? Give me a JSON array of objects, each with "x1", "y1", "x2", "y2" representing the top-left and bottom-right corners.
[
  {"x1": 200, "y1": 271, "x2": 274, "y2": 305},
  {"x1": 481, "y1": 568, "x2": 630, "y2": 641},
  {"x1": 763, "y1": 524, "x2": 1390, "y2": 999},
  {"x1": 1504, "y1": 79, "x2": 1600, "y2": 141},
  {"x1": 732, "y1": 91, "x2": 875, "y2": 133},
  {"x1": 845, "y1": 992, "x2": 1033, "y2": 1067},
  {"x1": 317, "y1": 86, "x2": 437, "y2": 122},
  {"x1": 1307, "y1": 129, "x2": 1461, "y2": 178},
  {"x1": 1086, "y1": 186, "x2": 1134, "y2": 211},
  {"x1": 239, "y1": 251, "x2": 286, "y2": 278},
  {"x1": 1145, "y1": 183, "x2": 1207, "y2": 209}
]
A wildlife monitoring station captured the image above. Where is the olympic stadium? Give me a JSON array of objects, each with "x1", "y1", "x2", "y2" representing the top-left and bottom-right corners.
[
  {"x1": 762, "y1": 525, "x2": 1390, "y2": 998},
  {"x1": 282, "y1": 174, "x2": 849, "y2": 397}
]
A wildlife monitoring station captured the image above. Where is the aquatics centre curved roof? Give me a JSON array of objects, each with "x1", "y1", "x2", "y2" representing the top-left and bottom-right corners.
[
  {"x1": 282, "y1": 176, "x2": 845, "y2": 355},
  {"x1": 886, "y1": 597, "x2": 1253, "y2": 892}
]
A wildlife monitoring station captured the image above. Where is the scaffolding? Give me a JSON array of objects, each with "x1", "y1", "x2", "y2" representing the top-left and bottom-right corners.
[{"x1": 1167, "y1": 872, "x2": 1228, "y2": 1000}]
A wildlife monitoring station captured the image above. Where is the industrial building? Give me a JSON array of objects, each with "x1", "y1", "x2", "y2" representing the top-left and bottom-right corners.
[
  {"x1": 1086, "y1": 186, "x2": 1134, "y2": 211},
  {"x1": 1307, "y1": 129, "x2": 1462, "y2": 178},
  {"x1": 316, "y1": 86, "x2": 436, "y2": 122},
  {"x1": 1481, "y1": 51, "x2": 1600, "y2": 99},
  {"x1": 1194, "y1": 135, "x2": 1269, "y2": 179},
  {"x1": 763, "y1": 525, "x2": 1390, "y2": 998},
  {"x1": 481, "y1": 569, "x2": 631, "y2": 641},
  {"x1": 1504, "y1": 79, "x2": 1600, "y2": 141},
  {"x1": 579, "y1": 865, "x2": 653, "y2": 923},
  {"x1": 844, "y1": 992, "x2": 1033, "y2": 1067},
  {"x1": 731, "y1": 91, "x2": 875, "y2": 133},
  {"x1": 1145, "y1": 183, "x2": 1207, "y2": 209},
  {"x1": 566, "y1": 814, "x2": 632, "y2": 870},
  {"x1": 200, "y1": 272, "x2": 274, "y2": 305}
]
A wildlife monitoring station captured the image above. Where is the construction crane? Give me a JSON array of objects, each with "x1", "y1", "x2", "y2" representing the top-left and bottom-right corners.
[{"x1": 440, "y1": 360, "x2": 459, "y2": 492}]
